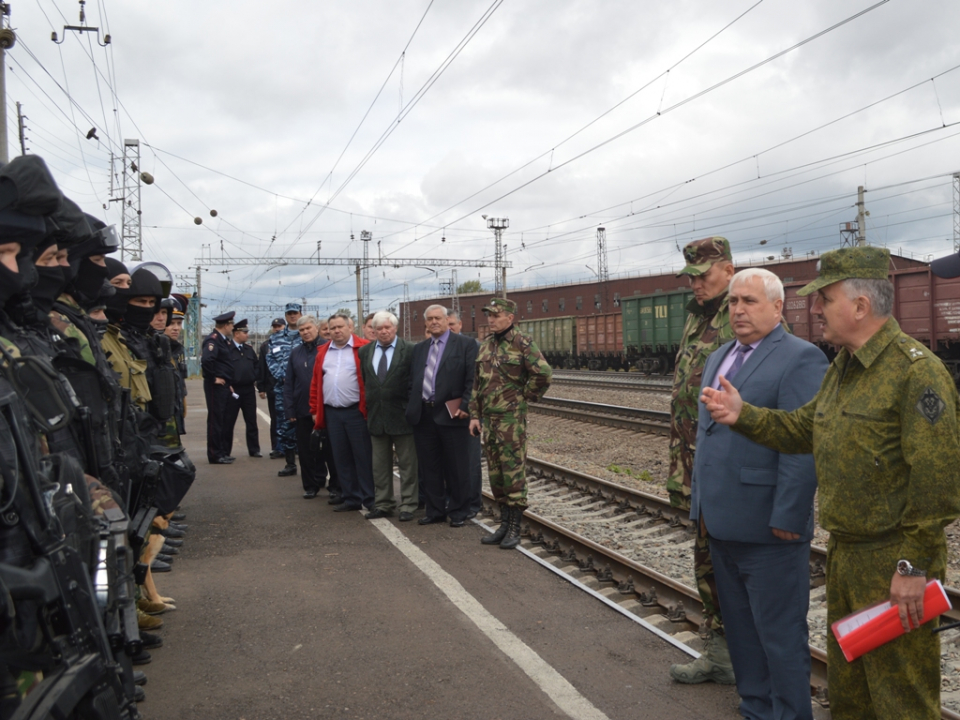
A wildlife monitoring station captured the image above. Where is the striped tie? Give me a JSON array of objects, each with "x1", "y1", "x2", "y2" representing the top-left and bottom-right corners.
[
  {"x1": 724, "y1": 344, "x2": 752, "y2": 382},
  {"x1": 422, "y1": 339, "x2": 440, "y2": 401}
]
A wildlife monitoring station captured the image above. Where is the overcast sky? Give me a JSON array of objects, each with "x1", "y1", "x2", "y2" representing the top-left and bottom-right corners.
[{"x1": 8, "y1": 0, "x2": 960, "y2": 326}]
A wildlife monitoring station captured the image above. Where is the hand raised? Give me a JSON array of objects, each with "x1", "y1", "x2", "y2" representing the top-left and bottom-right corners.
[{"x1": 699, "y1": 375, "x2": 743, "y2": 425}]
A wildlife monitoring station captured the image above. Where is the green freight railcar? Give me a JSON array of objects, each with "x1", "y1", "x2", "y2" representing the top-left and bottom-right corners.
[
  {"x1": 621, "y1": 289, "x2": 693, "y2": 374},
  {"x1": 517, "y1": 316, "x2": 577, "y2": 368}
]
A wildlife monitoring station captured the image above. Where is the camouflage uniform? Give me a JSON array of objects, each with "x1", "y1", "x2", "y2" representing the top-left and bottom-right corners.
[
  {"x1": 468, "y1": 298, "x2": 552, "y2": 508},
  {"x1": 265, "y1": 326, "x2": 302, "y2": 453},
  {"x1": 732, "y1": 247, "x2": 960, "y2": 720},
  {"x1": 668, "y1": 237, "x2": 735, "y2": 638}
]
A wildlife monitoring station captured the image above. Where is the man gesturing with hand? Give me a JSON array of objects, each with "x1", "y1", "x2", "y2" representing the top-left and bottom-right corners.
[{"x1": 701, "y1": 247, "x2": 960, "y2": 720}]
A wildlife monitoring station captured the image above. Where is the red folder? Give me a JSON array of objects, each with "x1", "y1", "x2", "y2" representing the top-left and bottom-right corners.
[
  {"x1": 831, "y1": 579, "x2": 951, "y2": 662},
  {"x1": 445, "y1": 398, "x2": 462, "y2": 419}
]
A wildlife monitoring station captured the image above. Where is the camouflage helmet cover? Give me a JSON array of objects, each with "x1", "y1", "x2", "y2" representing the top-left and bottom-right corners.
[
  {"x1": 677, "y1": 236, "x2": 733, "y2": 277},
  {"x1": 796, "y1": 246, "x2": 890, "y2": 297},
  {"x1": 482, "y1": 297, "x2": 518, "y2": 315}
]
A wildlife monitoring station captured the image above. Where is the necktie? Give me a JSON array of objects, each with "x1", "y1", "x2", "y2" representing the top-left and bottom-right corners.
[
  {"x1": 423, "y1": 339, "x2": 440, "y2": 400},
  {"x1": 377, "y1": 344, "x2": 390, "y2": 382},
  {"x1": 724, "y1": 344, "x2": 752, "y2": 383}
]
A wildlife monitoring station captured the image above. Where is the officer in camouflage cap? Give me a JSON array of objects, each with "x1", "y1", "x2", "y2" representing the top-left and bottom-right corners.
[
  {"x1": 469, "y1": 297, "x2": 552, "y2": 549},
  {"x1": 668, "y1": 236, "x2": 737, "y2": 685},
  {"x1": 702, "y1": 245, "x2": 960, "y2": 720}
]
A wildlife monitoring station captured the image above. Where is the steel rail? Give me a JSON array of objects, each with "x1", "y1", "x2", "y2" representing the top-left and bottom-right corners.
[{"x1": 531, "y1": 397, "x2": 671, "y2": 435}]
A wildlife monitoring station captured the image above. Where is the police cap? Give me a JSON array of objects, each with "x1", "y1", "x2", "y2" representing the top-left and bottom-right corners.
[
  {"x1": 797, "y1": 246, "x2": 890, "y2": 297},
  {"x1": 482, "y1": 297, "x2": 518, "y2": 315},
  {"x1": 214, "y1": 311, "x2": 236, "y2": 325},
  {"x1": 677, "y1": 236, "x2": 733, "y2": 277},
  {"x1": 233, "y1": 318, "x2": 249, "y2": 331},
  {"x1": 271, "y1": 317, "x2": 285, "y2": 327}
]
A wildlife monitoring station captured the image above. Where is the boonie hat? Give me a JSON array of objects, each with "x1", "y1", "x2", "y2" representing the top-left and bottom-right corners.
[
  {"x1": 677, "y1": 236, "x2": 733, "y2": 277},
  {"x1": 796, "y1": 246, "x2": 890, "y2": 297},
  {"x1": 482, "y1": 297, "x2": 518, "y2": 314}
]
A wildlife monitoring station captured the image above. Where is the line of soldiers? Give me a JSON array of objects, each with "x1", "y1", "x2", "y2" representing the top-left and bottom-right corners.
[{"x1": 0, "y1": 154, "x2": 196, "y2": 719}]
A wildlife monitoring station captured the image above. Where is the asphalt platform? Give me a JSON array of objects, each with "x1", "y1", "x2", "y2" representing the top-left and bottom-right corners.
[{"x1": 142, "y1": 380, "x2": 739, "y2": 719}]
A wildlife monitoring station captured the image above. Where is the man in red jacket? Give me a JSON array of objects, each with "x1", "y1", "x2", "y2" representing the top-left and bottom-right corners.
[{"x1": 310, "y1": 313, "x2": 373, "y2": 512}]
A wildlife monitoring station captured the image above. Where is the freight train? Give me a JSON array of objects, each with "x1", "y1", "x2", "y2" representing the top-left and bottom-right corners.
[{"x1": 413, "y1": 251, "x2": 960, "y2": 380}]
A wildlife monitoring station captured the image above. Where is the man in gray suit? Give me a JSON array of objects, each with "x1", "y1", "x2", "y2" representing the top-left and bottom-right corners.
[
  {"x1": 359, "y1": 311, "x2": 419, "y2": 521},
  {"x1": 692, "y1": 268, "x2": 828, "y2": 720}
]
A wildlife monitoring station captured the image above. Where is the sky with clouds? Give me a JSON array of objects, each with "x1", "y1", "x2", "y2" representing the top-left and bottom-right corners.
[{"x1": 8, "y1": 0, "x2": 960, "y2": 326}]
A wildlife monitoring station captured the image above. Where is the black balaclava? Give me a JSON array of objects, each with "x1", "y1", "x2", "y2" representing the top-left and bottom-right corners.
[
  {"x1": 103, "y1": 258, "x2": 130, "y2": 322},
  {"x1": 0, "y1": 209, "x2": 50, "y2": 310},
  {"x1": 30, "y1": 265, "x2": 65, "y2": 314},
  {"x1": 111, "y1": 267, "x2": 162, "y2": 331}
]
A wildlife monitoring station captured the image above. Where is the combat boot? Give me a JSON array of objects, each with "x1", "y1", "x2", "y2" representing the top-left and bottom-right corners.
[
  {"x1": 269, "y1": 449, "x2": 284, "y2": 459},
  {"x1": 481, "y1": 505, "x2": 510, "y2": 545},
  {"x1": 278, "y1": 449, "x2": 297, "y2": 477},
  {"x1": 669, "y1": 631, "x2": 735, "y2": 685},
  {"x1": 499, "y1": 506, "x2": 523, "y2": 550}
]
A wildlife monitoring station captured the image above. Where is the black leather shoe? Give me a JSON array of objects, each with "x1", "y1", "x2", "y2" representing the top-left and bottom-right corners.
[
  {"x1": 223, "y1": 456, "x2": 236, "y2": 462},
  {"x1": 278, "y1": 464, "x2": 297, "y2": 477},
  {"x1": 134, "y1": 686, "x2": 145, "y2": 702},
  {"x1": 170, "y1": 522, "x2": 188, "y2": 531},
  {"x1": 140, "y1": 631, "x2": 163, "y2": 649},
  {"x1": 156, "y1": 553, "x2": 173, "y2": 563},
  {"x1": 398, "y1": 511, "x2": 414, "y2": 522},
  {"x1": 418, "y1": 516, "x2": 446, "y2": 525},
  {"x1": 465, "y1": 511, "x2": 478, "y2": 520},
  {"x1": 133, "y1": 670, "x2": 147, "y2": 686},
  {"x1": 171, "y1": 512, "x2": 186, "y2": 521},
  {"x1": 162, "y1": 538, "x2": 183, "y2": 547},
  {"x1": 333, "y1": 503, "x2": 362, "y2": 513},
  {"x1": 303, "y1": 490, "x2": 318, "y2": 499},
  {"x1": 159, "y1": 526, "x2": 185, "y2": 539},
  {"x1": 269, "y1": 450, "x2": 284, "y2": 459},
  {"x1": 214, "y1": 457, "x2": 234, "y2": 464},
  {"x1": 327, "y1": 494, "x2": 344, "y2": 505},
  {"x1": 131, "y1": 649, "x2": 152, "y2": 666},
  {"x1": 365, "y1": 508, "x2": 393, "y2": 519},
  {"x1": 449, "y1": 518, "x2": 465, "y2": 528},
  {"x1": 250, "y1": 451, "x2": 263, "y2": 458},
  {"x1": 161, "y1": 544, "x2": 179, "y2": 555},
  {"x1": 150, "y1": 560, "x2": 171, "y2": 573}
]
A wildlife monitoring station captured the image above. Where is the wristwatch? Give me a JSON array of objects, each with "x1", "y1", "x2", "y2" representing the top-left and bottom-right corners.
[{"x1": 896, "y1": 559, "x2": 926, "y2": 577}]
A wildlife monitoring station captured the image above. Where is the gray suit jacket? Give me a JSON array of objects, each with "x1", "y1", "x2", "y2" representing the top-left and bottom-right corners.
[
  {"x1": 690, "y1": 324, "x2": 828, "y2": 544},
  {"x1": 359, "y1": 338, "x2": 415, "y2": 436}
]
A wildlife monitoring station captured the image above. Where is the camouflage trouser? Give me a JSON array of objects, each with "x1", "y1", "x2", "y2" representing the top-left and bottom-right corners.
[
  {"x1": 826, "y1": 537, "x2": 943, "y2": 720},
  {"x1": 271, "y1": 382, "x2": 297, "y2": 453},
  {"x1": 482, "y1": 412, "x2": 528, "y2": 508},
  {"x1": 697, "y1": 521, "x2": 724, "y2": 635}
]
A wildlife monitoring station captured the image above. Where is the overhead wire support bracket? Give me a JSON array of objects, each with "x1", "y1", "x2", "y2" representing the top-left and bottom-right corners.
[{"x1": 51, "y1": 1, "x2": 111, "y2": 46}]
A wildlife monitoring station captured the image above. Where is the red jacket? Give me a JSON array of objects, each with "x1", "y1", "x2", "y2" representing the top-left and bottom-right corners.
[{"x1": 310, "y1": 334, "x2": 370, "y2": 429}]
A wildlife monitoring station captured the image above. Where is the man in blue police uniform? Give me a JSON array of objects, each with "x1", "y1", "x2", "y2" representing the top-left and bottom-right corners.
[
  {"x1": 224, "y1": 319, "x2": 262, "y2": 458},
  {"x1": 201, "y1": 310, "x2": 236, "y2": 464},
  {"x1": 265, "y1": 302, "x2": 303, "y2": 476}
]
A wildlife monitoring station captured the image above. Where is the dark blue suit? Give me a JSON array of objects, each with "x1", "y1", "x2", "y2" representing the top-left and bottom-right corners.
[{"x1": 692, "y1": 324, "x2": 827, "y2": 720}]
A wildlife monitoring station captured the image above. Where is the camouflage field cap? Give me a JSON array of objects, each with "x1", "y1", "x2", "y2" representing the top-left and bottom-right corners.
[
  {"x1": 796, "y1": 246, "x2": 890, "y2": 297},
  {"x1": 677, "y1": 236, "x2": 733, "y2": 277},
  {"x1": 482, "y1": 297, "x2": 518, "y2": 315}
]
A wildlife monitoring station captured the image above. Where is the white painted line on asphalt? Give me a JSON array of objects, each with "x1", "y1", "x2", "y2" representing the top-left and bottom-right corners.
[
  {"x1": 370, "y1": 518, "x2": 612, "y2": 720},
  {"x1": 470, "y1": 518, "x2": 700, "y2": 659},
  {"x1": 257, "y1": 409, "x2": 271, "y2": 425}
]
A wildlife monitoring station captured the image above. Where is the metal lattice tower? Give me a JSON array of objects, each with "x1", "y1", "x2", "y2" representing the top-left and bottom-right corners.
[
  {"x1": 596, "y1": 226, "x2": 609, "y2": 283},
  {"x1": 486, "y1": 217, "x2": 509, "y2": 298},
  {"x1": 450, "y1": 269, "x2": 460, "y2": 319},
  {"x1": 954, "y1": 173, "x2": 960, "y2": 252},
  {"x1": 121, "y1": 139, "x2": 142, "y2": 262},
  {"x1": 360, "y1": 230, "x2": 372, "y2": 317}
]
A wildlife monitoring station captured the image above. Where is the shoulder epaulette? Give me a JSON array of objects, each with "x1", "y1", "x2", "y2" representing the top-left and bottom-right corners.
[{"x1": 895, "y1": 335, "x2": 928, "y2": 363}]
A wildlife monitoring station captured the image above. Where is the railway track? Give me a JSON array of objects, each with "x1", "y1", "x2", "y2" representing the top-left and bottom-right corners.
[
  {"x1": 531, "y1": 396, "x2": 671, "y2": 435},
  {"x1": 552, "y1": 371, "x2": 674, "y2": 394},
  {"x1": 499, "y1": 457, "x2": 960, "y2": 718}
]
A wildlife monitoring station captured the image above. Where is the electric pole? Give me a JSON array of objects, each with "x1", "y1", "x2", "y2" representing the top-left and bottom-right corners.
[
  {"x1": 119, "y1": 139, "x2": 143, "y2": 261},
  {"x1": 596, "y1": 226, "x2": 609, "y2": 311},
  {"x1": 486, "y1": 217, "x2": 509, "y2": 298},
  {"x1": 0, "y1": 4, "x2": 16, "y2": 164},
  {"x1": 402, "y1": 282, "x2": 411, "y2": 341},
  {"x1": 953, "y1": 173, "x2": 959, "y2": 252},
  {"x1": 361, "y1": 230, "x2": 372, "y2": 318},
  {"x1": 15, "y1": 101, "x2": 25, "y2": 155},
  {"x1": 856, "y1": 186, "x2": 867, "y2": 246}
]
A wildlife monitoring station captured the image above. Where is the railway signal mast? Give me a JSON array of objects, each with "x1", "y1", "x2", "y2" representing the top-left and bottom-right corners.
[
  {"x1": 597, "y1": 226, "x2": 609, "y2": 310},
  {"x1": 485, "y1": 216, "x2": 509, "y2": 298}
]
